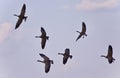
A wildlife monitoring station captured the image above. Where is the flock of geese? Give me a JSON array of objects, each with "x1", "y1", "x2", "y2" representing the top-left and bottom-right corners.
[{"x1": 14, "y1": 4, "x2": 115, "y2": 73}]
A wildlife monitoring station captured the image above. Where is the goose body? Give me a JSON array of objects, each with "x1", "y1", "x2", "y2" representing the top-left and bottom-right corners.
[
  {"x1": 58, "y1": 48, "x2": 72, "y2": 64},
  {"x1": 101, "y1": 45, "x2": 115, "y2": 64},
  {"x1": 14, "y1": 4, "x2": 28, "y2": 29},
  {"x1": 37, "y1": 53, "x2": 53, "y2": 73},
  {"x1": 76, "y1": 22, "x2": 87, "y2": 41},
  {"x1": 35, "y1": 27, "x2": 49, "y2": 49}
]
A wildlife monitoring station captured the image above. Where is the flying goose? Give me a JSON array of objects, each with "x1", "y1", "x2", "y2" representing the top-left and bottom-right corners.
[
  {"x1": 14, "y1": 4, "x2": 28, "y2": 29},
  {"x1": 58, "y1": 48, "x2": 72, "y2": 64},
  {"x1": 37, "y1": 53, "x2": 53, "y2": 73},
  {"x1": 76, "y1": 22, "x2": 87, "y2": 41},
  {"x1": 101, "y1": 45, "x2": 115, "y2": 64},
  {"x1": 35, "y1": 27, "x2": 49, "y2": 49}
]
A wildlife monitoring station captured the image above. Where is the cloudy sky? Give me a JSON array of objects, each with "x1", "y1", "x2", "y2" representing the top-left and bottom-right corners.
[{"x1": 0, "y1": 0, "x2": 120, "y2": 78}]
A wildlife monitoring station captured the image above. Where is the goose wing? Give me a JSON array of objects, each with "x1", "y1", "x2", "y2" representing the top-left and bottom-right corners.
[
  {"x1": 39, "y1": 53, "x2": 49, "y2": 60},
  {"x1": 41, "y1": 37, "x2": 46, "y2": 49},
  {"x1": 20, "y1": 4, "x2": 26, "y2": 17},
  {"x1": 82, "y1": 22, "x2": 86, "y2": 33},
  {"x1": 107, "y1": 45, "x2": 113, "y2": 57},
  {"x1": 63, "y1": 56, "x2": 68, "y2": 64},
  {"x1": 76, "y1": 34, "x2": 82, "y2": 41},
  {"x1": 15, "y1": 18, "x2": 23, "y2": 29},
  {"x1": 45, "y1": 61, "x2": 51, "y2": 73},
  {"x1": 41, "y1": 27, "x2": 46, "y2": 36},
  {"x1": 15, "y1": 4, "x2": 26, "y2": 29}
]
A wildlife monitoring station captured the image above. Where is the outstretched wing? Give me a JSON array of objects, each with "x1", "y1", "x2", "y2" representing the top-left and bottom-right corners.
[
  {"x1": 15, "y1": 18, "x2": 23, "y2": 29},
  {"x1": 107, "y1": 45, "x2": 113, "y2": 57},
  {"x1": 20, "y1": 4, "x2": 26, "y2": 17},
  {"x1": 45, "y1": 61, "x2": 51, "y2": 73},
  {"x1": 39, "y1": 53, "x2": 49, "y2": 60},
  {"x1": 63, "y1": 56, "x2": 68, "y2": 64},
  {"x1": 41, "y1": 27, "x2": 46, "y2": 36},
  {"x1": 76, "y1": 34, "x2": 82, "y2": 41},
  {"x1": 41, "y1": 38, "x2": 46, "y2": 49},
  {"x1": 15, "y1": 4, "x2": 26, "y2": 29},
  {"x1": 82, "y1": 22, "x2": 86, "y2": 33}
]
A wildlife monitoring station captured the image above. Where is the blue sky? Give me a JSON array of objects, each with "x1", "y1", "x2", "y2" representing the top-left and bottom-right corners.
[{"x1": 0, "y1": 0, "x2": 120, "y2": 78}]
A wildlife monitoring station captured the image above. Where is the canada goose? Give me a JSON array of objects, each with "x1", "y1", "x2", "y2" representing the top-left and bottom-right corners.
[
  {"x1": 35, "y1": 27, "x2": 49, "y2": 49},
  {"x1": 14, "y1": 4, "x2": 28, "y2": 29},
  {"x1": 76, "y1": 22, "x2": 87, "y2": 41},
  {"x1": 101, "y1": 45, "x2": 115, "y2": 64},
  {"x1": 37, "y1": 53, "x2": 53, "y2": 73},
  {"x1": 58, "y1": 48, "x2": 72, "y2": 64}
]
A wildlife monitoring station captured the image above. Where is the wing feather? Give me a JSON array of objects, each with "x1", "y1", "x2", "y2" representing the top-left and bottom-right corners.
[
  {"x1": 107, "y1": 45, "x2": 113, "y2": 57},
  {"x1": 20, "y1": 4, "x2": 26, "y2": 17},
  {"x1": 15, "y1": 4, "x2": 26, "y2": 29},
  {"x1": 15, "y1": 18, "x2": 23, "y2": 29},
  {"x1": 41, "y1": 37, "x2": 46, "y2": 49},
  {"x1": 82, "y1": 22, "x2": 86, "y2": 33},
  {"x1": 45, "y1": 61, "x2": 50, "y2": 73},
  {"x1": 41, "y1": 27, "x2": 46, "y2": 36},
  {"x1": 63, "y1": 56, "x2": 68, "y2": 64},
  {"x1": 39, "y1": 53, "x2": 49, "y2": 60},
  {"x1": 76, "y1": 35, "x2": 82, "y2": 41}
]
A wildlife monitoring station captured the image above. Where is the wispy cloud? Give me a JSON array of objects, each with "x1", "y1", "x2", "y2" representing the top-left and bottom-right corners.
[
  {"x1": 0, "y1": 22, "x2": 12, "y2": 43},
  {"x1": 75, "y1": 0, "x2": 119, "y2": 11}
]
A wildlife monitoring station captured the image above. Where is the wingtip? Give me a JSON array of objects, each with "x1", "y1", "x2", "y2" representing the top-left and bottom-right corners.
[
  {"x1": 109, "y1": 45, "x2": 112, "y2": 47},
  {"x1": 75, "y1": 39, "x2": 78, "y2": 42},
  {"x1": 82, "y1": 21, "x2": 85, "y2": 23},
  {"x1": 39, "y1": 53, "x2": 45, "y2": 57},
  {"x1": 63, "y1": 62, "x2": 66, "y2": 65},
  {"x1": 41, "y1": 27, "x2": 44, "y2": 29},
  {"x1": 39, "y1": 53, "x2": 42, "y2": 56},
  {"x1": 23, "y1": 3, "x2": 26, "y2": 6},
  {"x1": 108, "y1": 45, "x2": 112, "y2": 50},
  {"x1": 15, "y1": 27, "x2": 18, "y2": 30},
  {"x1": 42, "y1": 46, "x2": 45, "y2": 49},
  {"x1": 65, "y1": 48, "x2": 70, "y2": 51},
  {"x1": 45, "y1": 71, "x2": 49, "y2": 73},
  {"x1": 82, "y1": 21, "x2": 85, "y2": 25}
]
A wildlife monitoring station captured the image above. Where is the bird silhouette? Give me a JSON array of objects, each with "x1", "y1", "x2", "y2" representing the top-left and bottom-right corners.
[
  {"x1": 14, "y1": 4, "x2": 28, "y2": 29},
  {"x1": 76, "y1": 22, "x2": 87, "y2": 41},
  {"x1": 101, "y1": 45, "x2": 115, "y2": 64},
  {"x1": 58, "y1": 48, "x2": 72, "y2": 64},
  {"x1": 37, "y1": 53, "x2": 53, "y2": 73},
  {"x1": 35, "y1": 27, "x2": 49, "y2": 49}
]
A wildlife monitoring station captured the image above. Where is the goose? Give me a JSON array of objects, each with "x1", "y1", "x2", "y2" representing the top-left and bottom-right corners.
[
  {"x1": 101, "y1": 45, "x2": 115, "y2": 64},
  {"x1": 37, "y1": 53, "x2": 53, "y2": 73},
  {"x1": 58, "y1": 48, "x2": 72, "y2": 64},
  {"x1": 35, "y1": 27, "x2": 49, "y2": 49},
  {"x1": 14, "y1": 4, "x2": 28, "y2": 29},
  {"x1": 76, "y1": 22, "x2": 87, "y2": 41}
]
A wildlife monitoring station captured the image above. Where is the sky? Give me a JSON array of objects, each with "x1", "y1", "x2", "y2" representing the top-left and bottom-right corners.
[{"x1": 0, "y1": 0, "x2": 120, "y2": 78}]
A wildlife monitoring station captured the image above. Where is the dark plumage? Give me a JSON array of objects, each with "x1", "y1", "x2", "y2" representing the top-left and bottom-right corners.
[
  {"x1": 37, "y1": 53, "x2": 53, "y2": 73},
  {"x1": 76, "y1": 22, "x2": 87, "y2": 41},
  {"x1": 58, "y1": 48, "x2": 72, "y2": 64},
  {"x1": 14, "y1": 4, "x2": 28, "y2": 29},
  {"x1": 35, "y1": 27, "x2": 49, "y2": 49},
  {"x1": 101, "y1": 45, "x2": 115, "y2": 64}
]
